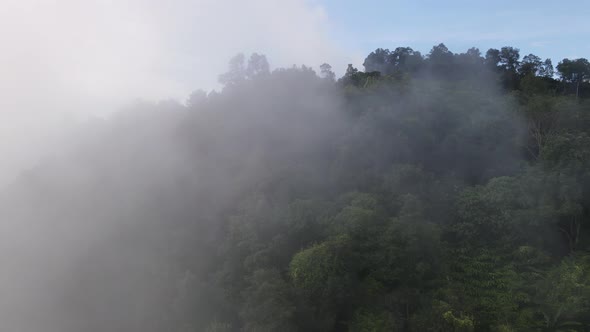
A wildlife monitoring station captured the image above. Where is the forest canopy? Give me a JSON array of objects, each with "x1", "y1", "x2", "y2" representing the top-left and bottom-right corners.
[{"x1": 2, "y1": 44, "x2": 590, "y2": 332}]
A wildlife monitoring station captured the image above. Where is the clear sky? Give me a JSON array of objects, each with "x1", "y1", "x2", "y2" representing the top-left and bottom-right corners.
[{"x1": 319, "y1": 0, "x2": 590, "y2": 69}]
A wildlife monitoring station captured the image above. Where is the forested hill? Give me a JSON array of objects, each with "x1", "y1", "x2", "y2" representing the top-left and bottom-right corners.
[{"x1": 2, "y1": 44, "x2": 590, "y2": 332}]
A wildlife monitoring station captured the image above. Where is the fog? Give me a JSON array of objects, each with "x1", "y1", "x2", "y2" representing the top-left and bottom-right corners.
[
  {"x1": 0, "y1": 1, "x2": 353, "y2": 331},
  {"x1": 0, "y1": 57, "x2": 350, "y2": 330},
  {"x1": 0, "y1": 0, "x2": 353, "y2": 186},
  {"x1": 2, "y1": 1, "x2": 588, "y2": 331},
  {"x1": 0, "y1": 54, "x2": 524, "y2": 330}
]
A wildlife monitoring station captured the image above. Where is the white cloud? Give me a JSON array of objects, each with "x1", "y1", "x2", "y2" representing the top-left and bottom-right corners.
[
  {"x1": 0, "y1": 0, "x2": 348, "y2": 185},
  {"x1": 1, "y1": 0, "x2": 346, "y2": 109}
]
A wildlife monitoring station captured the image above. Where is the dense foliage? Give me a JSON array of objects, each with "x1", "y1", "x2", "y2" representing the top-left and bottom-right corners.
[{"x1": 3, "y1": 45, "x2": 590, "y2": 331}]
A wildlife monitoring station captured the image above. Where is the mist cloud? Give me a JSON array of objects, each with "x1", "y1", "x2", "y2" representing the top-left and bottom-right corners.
[{"x1": 0, "y1": 0, "x2": 350, "y2": 185}]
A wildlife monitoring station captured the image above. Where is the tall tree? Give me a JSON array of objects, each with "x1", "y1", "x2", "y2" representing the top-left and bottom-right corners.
[
  {"x1": 319, "y1": 63, "x2": 336, "y2": 81},
  {"x1": 539, "y1": 58, "x2": 555, "y2": 78},
  {"x1": 219, "y1": 53, "x2": 247, "y2": 86},
  {"x1": 388, "y1": 47, "x2": 424, "y2": 73},
  {"x1": 246, "y1": 53, "x2": 270, "y2": 79},
  {"x1": 485, "y1": 48, "x2": 501, "y2": 70},
  {"x1": 557, "y1": 58, "x2": 590, "y2": 98},
  {"x1": 499, "y1": 46, "x2": 520, "y2": 72},
  {"x1": 363, "y1": 48, "x2": 391, "y2": 73},
  {"x1": 519, "y1": 54, "x2": 543, "y2": 76}
]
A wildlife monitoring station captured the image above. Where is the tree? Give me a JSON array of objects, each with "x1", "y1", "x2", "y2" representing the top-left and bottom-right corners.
[
  {"x1": 539, "y1": 58, "x2": 554, "y2": 78},
  {"x1": 246, "y1": 53, "x2": 270, "y2": 79},
  {"x1": 485, "y1": 48, "x2": 501, "y2": 70},
  {"x1": 519, "y1": 54, "x2": 543, "y2": 76},
  {"x1": 499, "y1": 46, "x2": 520, "y2": 72},
  {"x1": 289, "y1": 234, "x2": 357, "y2": 330},
  {"x1": 289, "y1": 235, "x2": 354, "y2": 300},
  {"x1": 349, "y1": 308, "x2": 396, "y2": 332},
  {"x1": 390, "y1": 47, "x2": 424, "y2": 73},
  {"x1": 363, "y1": 48, "x2": 391, "y2": 73},
  {"x1": 340, "y1": 64, "x2": 365, "y2": 86},
  {"x1": 240, "y1": 269, "x2": 296, "y2": 332},
  {"x1": 539, "y1": 132, "x2": 590, "y2": 252},
  {"x1": 453, "y1": 48, "x2": 485, "y2": 80},
  {"x1": 219, "y1": 53, "x2": 270, "y2": 86},
  {"x1": 319, "y1": 63, "x2": 336, "y2": 81},
  {"x1": 457, "y1": 47, "x2": 484, "y2": 67},
  {"x1": 557, "y1": 58, "x2": 590, "y2": 98},
  {"x1": 532, "y1": 257, "x2": 590, "y2": 330},
  {"x1": 522, "y1": 95, "x2": 560, "y2": 159},
  {"x1": 8, "y1": 44, "x2": 590, "y2": 332},
  {"x1": 345, "y1": 64, "x2": 358, "y2": 77},
  {"x1": 427, "y1": 43, "x2": 455, "y2": 77},
  {"x1": 428, "y1": 43, "x2": 454, "y2": 65},
  {"x1": 219, "y1": 53, "x2": 246, "y2": 86}
]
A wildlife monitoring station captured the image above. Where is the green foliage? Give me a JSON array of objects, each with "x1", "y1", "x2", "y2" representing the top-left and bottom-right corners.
[
  {"x1": 349, "y1": 308, "x2": 396, "y2": 332},
  {"x1": 447, "y1": 249, "x2": 518, "y2": 329},
  {"x1": 442, "y1": 310, "x2": 475, "y2": 332},
  {"x1": 289, "y1": 235, "x2": 354, "y2": 299},
  {"x1": 240, "y1": 269, "x2": 296, "y2": 332},
  {"x1": 6, "y1": 44, "x2": 590, "y2": 331},
  {"x1": 532, "y1": 255, "x2": 590, "y2": 330}
]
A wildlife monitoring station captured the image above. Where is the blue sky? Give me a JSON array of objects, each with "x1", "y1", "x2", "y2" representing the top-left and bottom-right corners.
[{"x1": 320, "y1": 0, "x2": 590, "y2": 68}]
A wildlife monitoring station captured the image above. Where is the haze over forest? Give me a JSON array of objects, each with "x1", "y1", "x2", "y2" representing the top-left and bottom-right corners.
[{"x1": 2, "y1": 1, "x2": 590, "y2": 331}]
